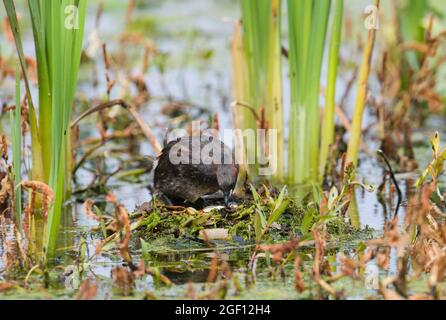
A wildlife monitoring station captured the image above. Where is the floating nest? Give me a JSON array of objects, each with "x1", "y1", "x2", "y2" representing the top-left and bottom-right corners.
[{"x1": 131, "y1": 199, "x2": 375, "y2": 246}]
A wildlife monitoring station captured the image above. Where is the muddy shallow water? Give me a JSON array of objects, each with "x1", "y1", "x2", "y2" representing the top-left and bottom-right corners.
[{"x1": 1, "y1": 0, "x2": 446, "y2": 299}]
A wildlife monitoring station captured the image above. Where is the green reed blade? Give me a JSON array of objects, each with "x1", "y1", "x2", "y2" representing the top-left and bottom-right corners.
[
  {"x1": 306, "y1": 0, "x2": 330, "y2": 181},
  {"x1": 11, "y1": 68, "x2": 22, "y2": 230},
  {"x1": 44, "y1": 0, "x2": 87, "y2": 258},
  {"x1": 28, "y1": 0, "x2": 52, "y2": 181},
  {"x1": 287, "y1": 0, "x2": 330, "y2": 184},
  {"x1": 346, "y1": 0, "x2": 379, "y2": 169},
  {"x1": 3, "y1": 0, "x2": 45, "y2": 183},
  {"x1": 320, "y1": 0, "x2": 344, "y2": 180},
  {"x1": 240, "y1": 0, "x2": 284, "y2": 180}
]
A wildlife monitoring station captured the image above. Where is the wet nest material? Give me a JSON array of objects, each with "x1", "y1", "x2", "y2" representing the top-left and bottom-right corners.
[{"x1": 130, "y1": 199, "x2": 375, "y2": 246}]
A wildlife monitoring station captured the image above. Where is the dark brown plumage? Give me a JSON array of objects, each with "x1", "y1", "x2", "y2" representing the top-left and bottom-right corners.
[{"x1": 154, "y1": 135, "x2": 238, "y2": 206}]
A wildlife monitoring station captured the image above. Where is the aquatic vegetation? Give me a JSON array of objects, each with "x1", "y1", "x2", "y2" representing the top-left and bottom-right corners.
[
  {"x1": 416, "y1": 131, "x2": 446, "y2": 201},
  {"x1": 236, "y1": 0, "x2": 348, "y2": 184},
  {"x1": 345, "y1": 0, "x2": 379, "y2": 169},
  {"x1": 372, "y1": 14, "x2": 446, "y2": 171},
  {"x1": 251, "y1": 185, "x2": 289, "y2": 243},
  {"x1": 319, "y1": 0, "x2": 344, "y2": 180},
  {"x1": 3, "y1": 0, "x2": 45, "y2": 185},
  {"x1": 287, "y1": 0, "x2": 331, "y2": 184},
  {"x1": 238, "y1": 0, "x2": 284, "y2": 179},
  {"x1": 398, "y1": 0, "x2": 429, "y2": 83},
  {"x1": 126, "y1": 16, "x2": 159, "y2": 35},
  {"x1": 10, "y1": 70, "x2": 22, "y2": 227},
  {"x1": 128, "y1": 181, "x2": 373, "y2": 249},
  {"x1": 3, "y1": 0, "x2": 87, "y2": 258}
]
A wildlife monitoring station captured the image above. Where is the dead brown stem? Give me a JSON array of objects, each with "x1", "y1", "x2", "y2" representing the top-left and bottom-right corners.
[{"x1": 71, "y1": 99, "x2": 162, "y2": 154}]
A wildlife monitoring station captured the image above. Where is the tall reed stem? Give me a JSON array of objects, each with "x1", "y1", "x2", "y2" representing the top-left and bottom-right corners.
[
  {"x1": 240, "y1": 0, "x2": 284, "y2": 180},
  {"x1": 288, "y1": 0, "x2": 330, "y2": 184},
  {"x1": 3, "y1": 0, "x2": 45, "y2": 184},
  {"x1": 44, "y1": 0, "x2": 87, "y2": 258},
  {"x1": 319, "y1": 0, "x2": 344, "y2": 181},
  {"x1": 346, "y1": 0, "x2": 379, "y2": 168},
  {"x1": 231, "y1": 21, "x2": 249, "y2": 194},
  {"x1": 3, "y1": 0, "x2": 87, "y2": 259},
  {"x1": 11, "y1": 68, "x2": 22, "y2": 230}
]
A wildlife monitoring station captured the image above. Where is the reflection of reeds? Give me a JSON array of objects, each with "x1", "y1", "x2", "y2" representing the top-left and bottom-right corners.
[{"x1": 4, "y1": 0, "x2": 87, "y2": 259}]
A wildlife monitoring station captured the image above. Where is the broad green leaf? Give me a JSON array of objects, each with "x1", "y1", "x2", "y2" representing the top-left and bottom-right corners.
[
  {"x1": 267, "y1": 199, "x2": 290, "y2": 226},
  {"x1": 250, "y1": 184, "x2": 261, "y2": 204},
  {"x1": 301, "y1": 207, "x2": 316, "y2": 235},
  {"x1": 273, "y1": 185, "x2": 287, "y2": 212},
  {"x1": 254, "y1": 212, "x2": 263, "y2": 243}
]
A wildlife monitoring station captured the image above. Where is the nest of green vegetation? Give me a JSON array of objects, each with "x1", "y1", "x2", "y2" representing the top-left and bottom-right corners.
[{"x1": 132, "y1": 199, "x2": 375, "y2": 246}]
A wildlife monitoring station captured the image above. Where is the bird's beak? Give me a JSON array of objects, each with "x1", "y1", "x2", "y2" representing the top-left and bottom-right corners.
[{"x1": 224, "y1": 193, "x2": 230, "y2": 207}]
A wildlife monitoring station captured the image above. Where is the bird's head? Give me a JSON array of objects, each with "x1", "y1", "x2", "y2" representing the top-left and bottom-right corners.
[{"x1": 217, "y1": 162, "x2": 239, "y2": 207}]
